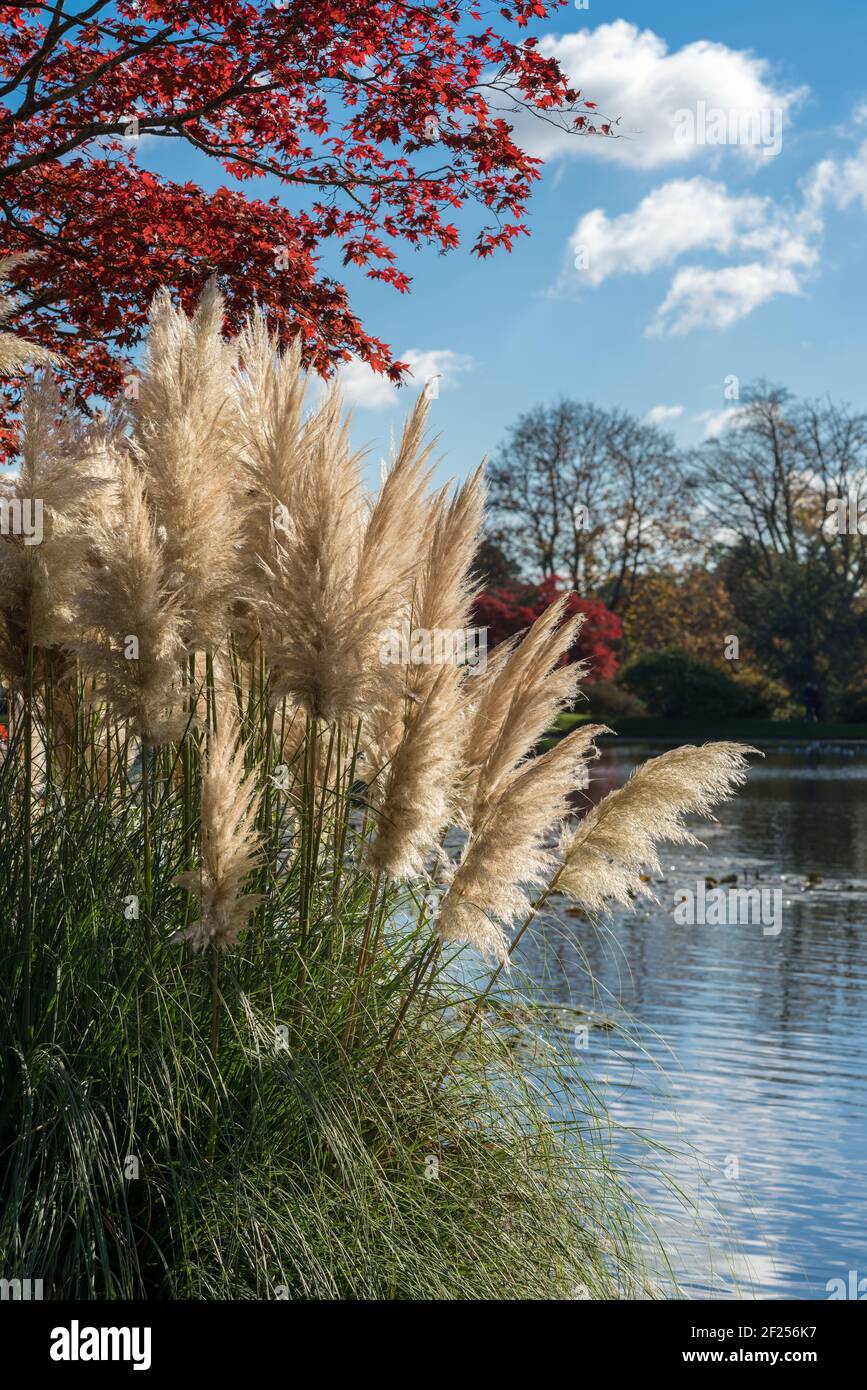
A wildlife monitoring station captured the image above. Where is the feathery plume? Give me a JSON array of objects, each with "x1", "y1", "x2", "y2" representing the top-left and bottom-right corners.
[
  {"x1": 437, "y1": 724, "x2": 605, "y2": 962},
  {"x1": 366, "y1": 664, "x2": 463, "y2": 879},
  {"x1": 132, "y1": 280, "x2": 244, "y2": 652},
  {"x1": 262, "y1": 397, "x2": 364, "y2": 720},
  {"x1": 173, "y1": 707, "x2": 262, "y2": 950},
  {"x1": 456, "y1": 595, "x2": 586, "y2": 827},
  {"x1": 72, "y1": 460, "x2": 185, "y2": 744},
  {"x1": 0, "y1": 256, "x2": 61, "y2": 376},
  {"x1": 556, "y1": 742, "x2": 756, "y2": 913},
  {"x1": 0, "y1": 373, "x2": 106, "y2": 680},
  {"x1": 406, "y1": 463, "x2": 485, "y2": 687},
  {"x1": 264, "y1": 391, "x2": 433, "y2": 724},
  {"x1": 232, "y1": 317, "x2": 309, "y2": 618},
  {"x1": 362, "y1": 461, "x2": 483, "y2": 763},
  {"x1": 354, "y1": 394, "x2": 440, "y2": 664},
  {"x1": 235, "y1": 319, "x2": 308, "y2": 493},
  {"x1": 365, "y1": 462, "x2": 485, "y2": 875}
]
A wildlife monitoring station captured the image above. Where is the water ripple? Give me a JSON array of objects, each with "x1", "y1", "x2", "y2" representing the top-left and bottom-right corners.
[{"x1": 519, "y1": 744, "x2": 867, "y2": 1300}]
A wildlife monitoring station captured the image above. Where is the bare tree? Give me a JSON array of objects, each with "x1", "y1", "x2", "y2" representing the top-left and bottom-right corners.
[
  {"x1": 693, "y1": 382, "x2": 867, "y2": 712},
  {"x1": 486, "y1": 400, "x2": 687, "y2": 612}
]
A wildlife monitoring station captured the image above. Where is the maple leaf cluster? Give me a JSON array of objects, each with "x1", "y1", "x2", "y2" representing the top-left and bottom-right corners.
[{"x1": 0, "y1": 0, "x2": 604, "y2": 432}]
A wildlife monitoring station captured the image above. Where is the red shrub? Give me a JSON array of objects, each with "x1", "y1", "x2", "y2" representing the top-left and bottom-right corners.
[{"x1": 473, "y1": 576, "x2": 621, "y2": 680}]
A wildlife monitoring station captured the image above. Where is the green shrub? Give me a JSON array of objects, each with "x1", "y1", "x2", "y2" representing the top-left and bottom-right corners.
[
  {"x1": 731, "y1": 668, "x2": 802, "y2": 720},
  {"x1": 621, "y1": 648, "x2": 752, "y2": 720}
]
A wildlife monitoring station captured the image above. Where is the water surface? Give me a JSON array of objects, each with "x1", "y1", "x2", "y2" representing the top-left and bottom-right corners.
[{"x1": 517, "y1": 740, "x2": 867, "y2": 1299}]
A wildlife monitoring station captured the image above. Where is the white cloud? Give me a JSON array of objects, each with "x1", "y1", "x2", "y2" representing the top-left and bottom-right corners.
[
  {"x1": 336, "y1": 358, "x2": 399, "y2": 409},
  {"x1": 806, "y1": 138, "x2": 867, "y2": 214},
  {"x1": 644, "y1": 404, "x2": 684, "y2": 424},
  {"x1": 694, "y1": 407, "x2": 749, "y2": 438},
  {"x1": 518, "y1": 21, "x2": 805, "y2": 169},
  {"x1": 570, "y1": 178, "x2": 817, "y2": 286},
  {"x1": 650, "y1": 261, "x2": 802, "y2": 336},
  {"x1": 571, "y1": 179, "x2": 775, "y2": 284},
  {"x1": 566, "y1": 175, "x2": 822, "y2": 334},
  {"x1": 336, "y1": 348, "x2": 474, "y2": 409}
]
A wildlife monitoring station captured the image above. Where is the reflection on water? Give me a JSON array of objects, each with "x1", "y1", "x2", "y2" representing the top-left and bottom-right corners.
[{"x1": 516, "y1": 740, "x2": 867, "y2": 1300}]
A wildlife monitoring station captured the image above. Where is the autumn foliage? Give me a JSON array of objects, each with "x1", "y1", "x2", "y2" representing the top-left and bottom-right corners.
[
  {"x1": 0, "y1": 0, "x2": 604, "y2": 431},
  {"x1": 474, "y1": 575, "x2": 622, "y2": 681}
]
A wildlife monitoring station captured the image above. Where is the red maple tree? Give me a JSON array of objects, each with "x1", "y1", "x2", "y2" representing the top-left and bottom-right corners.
[
  {"x1": 474, "y1": 575, "x2": 622, "y2": 681},
  {"x1": 0, "y1": 0, "x2": 605, "y2": 425}
]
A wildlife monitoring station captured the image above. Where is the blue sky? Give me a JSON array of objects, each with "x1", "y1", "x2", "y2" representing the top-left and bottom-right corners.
[{"x1": 142, "y1": 1, "x2": 867, "y2": 484}]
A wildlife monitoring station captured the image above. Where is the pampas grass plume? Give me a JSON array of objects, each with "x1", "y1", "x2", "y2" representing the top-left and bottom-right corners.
[
  {"x1": 73, "y1": 460, "x2": 186, "y2": 744},
  {"x1": 557, "y1": 741, "x2": 756, "y2": 913},
  {"x1": 173, "y1": 706, "x2": 263, "y2": 950},
  {"x1": 0, "y1": 256, "x2": 62, "y2": 376},
  {"x1": 132, "y1": 280, "x2": 244, "y2": 652},
  {"x1": 437, "y1": 724, "x2": 605, "y2": 963}
]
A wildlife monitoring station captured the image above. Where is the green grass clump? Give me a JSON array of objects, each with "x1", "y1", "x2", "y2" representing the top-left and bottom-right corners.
[{"x1": 0, "y1": 696, "x2": 651, "y2": 1301}]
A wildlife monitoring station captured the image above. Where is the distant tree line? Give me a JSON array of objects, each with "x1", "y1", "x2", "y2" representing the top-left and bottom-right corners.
[{"x1": 477, "y1": 384, "x2": 867, "y2": 721}]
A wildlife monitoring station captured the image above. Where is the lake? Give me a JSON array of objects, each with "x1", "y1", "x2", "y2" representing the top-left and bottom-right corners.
[{"x1": 516, "y1": 739, "x2": 867, "y2": 1300}]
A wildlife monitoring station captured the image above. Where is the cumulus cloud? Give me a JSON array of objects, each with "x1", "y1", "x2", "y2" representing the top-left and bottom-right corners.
[
  {"x1": 650, "y1": 262, "x2": 802, "y2": 336},
  {"x1": 336, "y1": 359, "x2": 401, "y2": 409},
  {"x1": 336, "y1": 348, "x2": 474, "y2": 409},
  {"x1": 570, "y1": 178, "x2": 817, "y2": 285},
  {"x1": 644, "y1": 404, "x2": 684, "y2": 424},
  {"x1": 570, "y1": 179, "x2": 776, "y2": 284},
  {"x1": 517, "y1": 21, "x2": 805, "y2": 169},
  {"x1": 566, "y1": 176, "x2": 822, "y2": 334}
]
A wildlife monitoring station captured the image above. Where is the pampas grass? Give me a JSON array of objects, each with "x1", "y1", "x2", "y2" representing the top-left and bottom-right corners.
[
  {"x1": 174, "y1": 706, "x2": 262, "y2": 950},
  {"x1": 458, "y1": 595, "x2": 586, "y2": 828},
  {"x1": 366, "y1": 465, "x2": 485, "y2": 877},
  {"x1": 233, "y1": 319, "x2": 310, "y2": 636},
  {"x1": 261, "y1": 399, "x2": 368, "y2": 722},
  {"x1": 403, "y1": 463, "x2": 485, "y2": 695},
  {"x1": 366, "y1": 663, "x2": 463, "y2": 879},
  {"x1": 556, "y1": 742, "x2": 756, "y2": 913},
  {"x1": 234, "y1": 319, "x2": 309, "y2": 530},
  {"x1": 0, "y1": 374, "x2": 106, "y2": 681},
  {"x1": 73, "y1": 459, "x2": 185, "y2": 744},
  {"x1": 0, "y1": 280, "x2": 756, "y2": 1302},
  {"x1": 132, "y1": 281, "x2": 243, "y2": 653},
  {"x1": 262, "y1": 391, "x2": 434, "y2": 726},
  {"x1": 437, "y1": 724, "x2": 604, "y2": 962}
]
